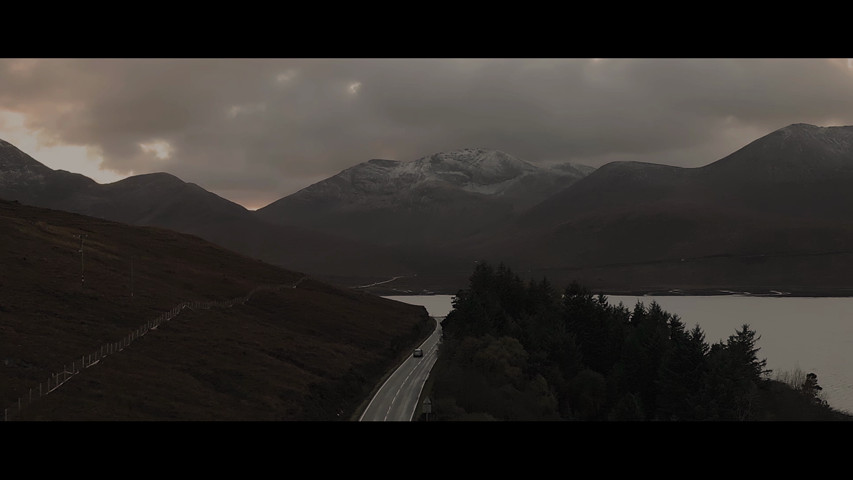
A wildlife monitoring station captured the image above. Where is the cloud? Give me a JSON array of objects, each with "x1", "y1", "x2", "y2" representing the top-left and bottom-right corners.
[
  {"x1": 2, "y1": 58, "x2": 853, "y2": 208},
  {"x1": 139, "y1": 140, "x2": 174, "y2": 160}
]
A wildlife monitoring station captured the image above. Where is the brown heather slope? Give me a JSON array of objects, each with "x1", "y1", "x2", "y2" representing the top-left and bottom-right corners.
[{"x1": 0, "y1": 199, "x2": 433, "y2": 421}]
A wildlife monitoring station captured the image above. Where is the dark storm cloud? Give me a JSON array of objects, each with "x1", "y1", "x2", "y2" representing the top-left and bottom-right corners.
[{"x1": 2, "y1": 58, "x2": 853, "y2": 208}]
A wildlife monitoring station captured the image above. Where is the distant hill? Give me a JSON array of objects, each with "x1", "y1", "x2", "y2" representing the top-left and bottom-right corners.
[{"x1": 0, "y1": 198, "x2": 433, "y2": 420}]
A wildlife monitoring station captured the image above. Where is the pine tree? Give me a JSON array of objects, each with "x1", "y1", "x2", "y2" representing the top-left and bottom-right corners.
[
  {"x1": 800, "y1": 372, "x2": 826, "y2": 406},
  {"x1": 701, "y1": 324, "x2": 768, "y2": 420},
  {"x1": 727, "y1": 324, "x2": 770, "y2": 382},
  {"x1": 656, "y1": 322, "x2": 710, "y2": 420}
]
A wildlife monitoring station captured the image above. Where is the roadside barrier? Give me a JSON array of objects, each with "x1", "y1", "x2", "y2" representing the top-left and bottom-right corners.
[{"x1": 3, "y1": 279, "x2": 305, "y2": 421}]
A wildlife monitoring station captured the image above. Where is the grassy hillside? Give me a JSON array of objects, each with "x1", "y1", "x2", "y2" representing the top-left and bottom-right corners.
[{"x1": 0, "y1": 199, "x2": 434, "y2": 421}]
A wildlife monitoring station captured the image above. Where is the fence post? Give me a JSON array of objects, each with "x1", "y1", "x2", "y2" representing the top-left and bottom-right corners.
[{"x1": 6, "y1": 285, "x2": 270, "y2": 421}]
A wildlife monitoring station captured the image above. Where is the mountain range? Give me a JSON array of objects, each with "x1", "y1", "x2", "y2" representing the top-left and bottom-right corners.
[
  {"x1": 5, "y1": 123, "x2": 853, "y2": 295},
  {"x1": 0, "y1": 143, "x2": 592, "y2": 291},
  {"x1": 0, "y1": 140, "x2": 418, "y2": 283}
]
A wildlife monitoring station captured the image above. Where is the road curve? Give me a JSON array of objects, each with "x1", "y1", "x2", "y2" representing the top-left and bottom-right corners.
[{"x1": 359, "y1": 317, "x2": 443, "y2": 421}]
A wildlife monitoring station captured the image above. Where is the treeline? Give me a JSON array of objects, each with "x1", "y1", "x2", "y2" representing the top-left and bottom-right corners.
[{"x1": 427, "y1": 262, "x2": 852, "y2": 421}]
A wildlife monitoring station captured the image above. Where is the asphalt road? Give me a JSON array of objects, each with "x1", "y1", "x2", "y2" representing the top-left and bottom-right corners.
[{"x1": 359, "y1": 316, "x2": 443, "y2": 421}]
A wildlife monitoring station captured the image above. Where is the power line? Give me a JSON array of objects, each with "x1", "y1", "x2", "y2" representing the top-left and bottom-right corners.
[{"x1": 75, "y1": 234, "x2": 88, "y2": 289}]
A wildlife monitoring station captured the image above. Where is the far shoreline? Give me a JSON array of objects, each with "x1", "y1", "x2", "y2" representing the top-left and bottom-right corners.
[
  {"x1": 364, "y1": 285, "x2": 853, "y2": 299},
  {"x1": 325, "y1": 271, "x2": 853, "y2": 299}
]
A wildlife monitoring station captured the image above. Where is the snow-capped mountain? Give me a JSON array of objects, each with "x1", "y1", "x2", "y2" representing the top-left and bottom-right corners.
[
  {"x1": 255, "y1": 148, "x2": 593, "y2": 247},
  {"x1": 377, "y1": 148, "x2": 545, "y2": 196}
]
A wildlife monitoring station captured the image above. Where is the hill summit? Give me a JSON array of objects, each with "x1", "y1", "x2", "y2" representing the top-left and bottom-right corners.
[{"x1": 702, "y1": 123, "x2": 853, "y2": 182}]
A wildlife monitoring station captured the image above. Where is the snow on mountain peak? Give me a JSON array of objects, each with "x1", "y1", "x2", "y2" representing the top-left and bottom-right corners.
[
  {"x1": 290, "y1": 147, "x2": 591, "y2": 207},
  {"x1": 755, "y1": 124, "x2": 853, "y2": 163},
  {"x1": 389, "y1": 148, "x2": 540, "y2": 191},
  {"x1": 422, "y1": 148, "x2": 536, "y2": 172},
  {"x1": 777, "y1": 124, "x2": 853, "y2": 148}
]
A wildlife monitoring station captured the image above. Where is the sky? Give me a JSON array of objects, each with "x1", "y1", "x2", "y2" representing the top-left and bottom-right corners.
[{"x1": 2, "y1": 58, "x2": 853, "y2": 210}]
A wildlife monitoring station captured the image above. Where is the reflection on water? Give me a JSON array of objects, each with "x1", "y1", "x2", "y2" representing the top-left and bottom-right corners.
[{"x1": 387, "y1": 293, "x2": 853, "y2": 415}]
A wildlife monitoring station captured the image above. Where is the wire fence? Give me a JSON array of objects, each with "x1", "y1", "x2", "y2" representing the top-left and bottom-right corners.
[{"x1": 3, "y1": 278, "x2": 306, "y2": 421}]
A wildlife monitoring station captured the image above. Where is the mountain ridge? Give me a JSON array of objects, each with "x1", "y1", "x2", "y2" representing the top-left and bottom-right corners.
[
  {"x1": 0, "y1": 141, "x2": 422, "y2": 283},
  {"x1": 255, "y1": 148, "x2": 593, "y2": 248}
]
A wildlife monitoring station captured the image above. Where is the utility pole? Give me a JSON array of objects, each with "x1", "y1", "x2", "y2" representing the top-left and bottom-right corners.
[
  {"x1": 423, "y1": 397, "x2": 432, "y2": 422},
  {"x1": 76, "y1": 234, "x2": 88, "y2": 289}
]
